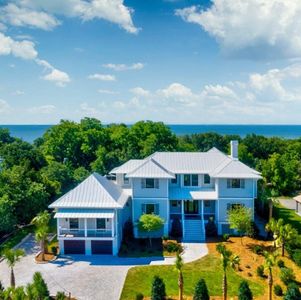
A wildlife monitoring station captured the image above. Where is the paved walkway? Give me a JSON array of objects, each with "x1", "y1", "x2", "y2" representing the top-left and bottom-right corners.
[
  {"x1": 0, "y1": 235, "x2": 208, "y2": 300},
  {"x1": 279, "y1": 198, "x2": 296, "y2": 210}
]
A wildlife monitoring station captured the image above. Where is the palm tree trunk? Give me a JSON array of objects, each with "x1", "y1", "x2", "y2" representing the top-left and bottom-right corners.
[
  {"x1": 178, "y1": 272, "x2": 183, "y2": 300},
  {"x1": 282, "y1": 243, "x2": 285, "y2": 257},
  {"x1": 269, "y1": 199, "x2": 273, "y2": 221},
  {"x1": 268, "y1": 270, "x2": 273, "y2": 300},
  {"x1": 41, "y1": 239, "x2": 45, "y2": 261},
  {"x1": 223, "y1": 272, "x2": 227, "y2": 300},
  {"x1": 10, "y1": 267, "x2": 15, "y2": 288}
]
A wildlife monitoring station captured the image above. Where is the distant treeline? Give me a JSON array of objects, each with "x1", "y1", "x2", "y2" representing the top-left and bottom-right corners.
[{"x1": 0, "y1": 118, "x2": 300, "y2": 234}]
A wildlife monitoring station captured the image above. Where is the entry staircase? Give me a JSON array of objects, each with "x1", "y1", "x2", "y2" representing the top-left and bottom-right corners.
[{"x1": 183, "y1": 218, "x2": 205, "y2": 242}]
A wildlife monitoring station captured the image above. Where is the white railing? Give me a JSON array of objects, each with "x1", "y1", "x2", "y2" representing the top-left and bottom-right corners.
[{"x1": 59, "y1": 228, "x2": 113, "y2": 238}]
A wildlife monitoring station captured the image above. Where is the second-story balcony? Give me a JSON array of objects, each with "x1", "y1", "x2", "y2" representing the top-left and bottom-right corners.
[
  {"x1": 59, "y1": 228, "x2": 113, "y2": 238},
  {"x1": 169, "y1": 186, "x2": 217, "y2": 201}
]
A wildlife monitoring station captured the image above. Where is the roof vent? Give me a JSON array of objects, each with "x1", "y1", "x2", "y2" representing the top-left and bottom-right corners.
[{"x1": 230, "y1": 140, "x2": 238, "y2": 160}]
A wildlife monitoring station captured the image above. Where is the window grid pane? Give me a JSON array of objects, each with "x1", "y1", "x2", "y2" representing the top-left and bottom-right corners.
[
  {"x1": 192, "y1": 174, "x2": 198, "y2": 186},
  {"x1": 184, "y1": 174, "x2": 191, "y2": 186}
]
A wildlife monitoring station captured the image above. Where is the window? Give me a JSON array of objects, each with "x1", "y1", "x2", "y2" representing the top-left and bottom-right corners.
[
  {"x1": 141, "y1": 178, "x2": 159, "y2": 189},
  {"x1": 123, "y1": 174, "x2": 129, "y2": 185},
  {"x1": 171, "y1": 200, "x2": 180, "y2": 207},
  {"x1": 142, "y1": 203, "x2": 159, "y2": 215},
  {"x1": 171, "y1": 174, "x2": 178, "y2": 184},
  {"x1": 227, "y1": 179, "x2": 245, "y2": 189},
  {"x1": 204, "y1": 174, "x2": 211, "y2": 184},
  {"x1": 96, "y1": 218, "x2": 106, "y2": 229},
  {"x1": 227, "y1": 203, "x2": 244, "y2": 211},
  {"x1": 204, "y1": 200, "x2": 211, "y2": 207},
  {"x1": 69, "y1": 218, "x2": 79, "y2": 229},
  {"x1": 184, "y1": 174, "x2": 199, "y2": 186}
]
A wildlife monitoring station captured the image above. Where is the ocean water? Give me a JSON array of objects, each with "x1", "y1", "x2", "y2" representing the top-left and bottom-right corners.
[{"x1": 0, "y1": 124, "x2": 301, "y2": 143}]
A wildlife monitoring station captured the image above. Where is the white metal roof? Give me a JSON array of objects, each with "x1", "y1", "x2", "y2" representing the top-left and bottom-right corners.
[
  {"x1": 111, "y1": 159, "x2": 145, "y2": 174},
  {"x1": 54, "y1": 209, "x2": 114, "y2": 219},
  {"x1": 49, "y1": 173, "x2": 129, "y2": 209},
  {"x1": 127, "y1": 158, "x2": 175, "y2": 179}
]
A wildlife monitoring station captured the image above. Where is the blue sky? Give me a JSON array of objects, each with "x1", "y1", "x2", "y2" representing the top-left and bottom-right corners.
[{"x1": 1, "y1": 0, "x2": 301, "y2": 124}]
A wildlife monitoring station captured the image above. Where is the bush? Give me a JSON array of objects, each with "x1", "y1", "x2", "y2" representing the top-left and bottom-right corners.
[
  {"x1": 162, "y1": 235, "x2": 169, "y2": 241},
  {"x1": 248, "y1": 222, "x2": 260, "y2": 238},
  {"x1": 32, "y1": 272, "x2": 49, "y2": 299},
  {"x1": 238, "y1": 280, "x2": 253, "y2": 300},
  {"x1": 277, "y1": 259, "x2": 285, "y2": 268},
  {"x1": 123, "y1": 220, "x2": 134, "y2": 242},
  {"x1": 151, "y1": 276, "x2": 166, "y2": 300},
  {"x1": 252, "y1": 245, "x2": 263, "y2": 255},
  {"x1": 56, "y1": 291, "x2": 66, "y2": 300},
  {"x1": 193, "y1": 278, "x2": 209, "y2": 300},
  {"x1": 280, "y1": 267, "x2": 296, "y2": 286},
  {"x1": 292, "y1": 249, "x2": 301, "y2": 267},
  {"x1": 51, "y1": 246, "x2": 57, "y2": 256},
  {"x1": 284, "y1": 283, "x2": 301, "y2": 300},
  {"x1": 162, "y1": 240, "x2": 183, "y2": 253},
  {"x1": 273, "y1": 284, "x2": 283, "y2": 296},
  {"x1": 136, "y1": 292, "x2": 144, "y2": 300},
  {"x1": 170, "y1": 217, "x2": 182, "y2": 238},
  {"x1": 256, "y1": 265, "x2": 265, "y2": 278},
  {"x1": 205, "y1": 217, "x2": 217, "y2": 237},
  {"x1": 222, "y1": 234, "x2": 230, "y2": 242}
]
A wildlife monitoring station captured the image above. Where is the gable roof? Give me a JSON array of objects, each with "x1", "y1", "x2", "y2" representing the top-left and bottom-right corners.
[
  {"x1": 110, "y1": 159, "x2": 145, "y2": 174},
  {"x1": 126, "y1": 158, "x2": 175, "y2": 179},
  {"x1": 49, "y1": 173, "x2": 129, "y2": 209}
]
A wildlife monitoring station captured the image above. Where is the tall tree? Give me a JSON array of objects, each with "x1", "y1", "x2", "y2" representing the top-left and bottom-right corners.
[
  {"x1": 263, "y1": 251, "x2": 277, "y2": 300},
  {"x1": 175, "y1": 252, "x2": 184, "y2": 300}
]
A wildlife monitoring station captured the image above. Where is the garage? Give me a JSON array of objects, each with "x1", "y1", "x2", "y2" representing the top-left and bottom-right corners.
[
  {"x1": 91, "y1": 240, "x2": 112, "y2": 254},
  {"x1": 64, "y1": 240, "x2": 85, "y2": 254}
]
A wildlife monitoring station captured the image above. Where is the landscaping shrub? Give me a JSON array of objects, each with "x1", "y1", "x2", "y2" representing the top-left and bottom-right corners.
[
  {"x1": 170, "y1": 217, "x2": 182, "y2": 238},
  {"x1": 162, "y1": 240, "x2": 183, "y2": 253},
  {"x1": 280, "y1": 267, "x2": 296, "y2": 286},
  {"x1": 123, "y1": 220, "x2": 134, "y2": 242},
  {"x1": 238, "y1": 280, "x2": 253, "y2": 300},
  {"x1": 56, "y1": 291, "x2": 66, "y2": 300},
  {"x1": 277, "y1": 259, "x2": 285, "y2": 268},
  {"x1": 292, "y1": 249, "x2": 301, "y2": 267},
  {"x1": 205, "y1": 217, "x2": 217, "y2": 237},
  {"x1": 273, "y1": 284, "x2": 283, "y2": 296},
  {"x1": 284, "y1": 283, "x2": 301, "y2": 300},
  {"x1": 162, "y1": 235, "x2": 169, "y2": 241},
  {"x1": 193, "y1": 278, "x2": 209, "y2": 300},
  {"x1": 256, "y1": 265, "x2": 265, "y2": 277},
  {"x1": 248, "y1": 222, "x2": 260, "y2": 238},
  {"x1": 151, "y1": 276, "x2": 166, "y2": 300},
  {"x1": 252, "y1": 245, "x2": 263, "y2": 255},
  {"x1": 136, "y1": 292, "x2": 144, "y2": 300},
  {"x1": 32, "y1": 272, "x2": 49, "y2": 299},
  {"x1": 222, "y1": 233, "x2": 230, "y2": 242}
]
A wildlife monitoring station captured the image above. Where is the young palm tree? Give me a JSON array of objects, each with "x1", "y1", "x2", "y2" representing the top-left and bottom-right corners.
[
  {"x1": 263, "y1": 251, "x2": 277, "y2": 300},
  {"x1": 31, "y1": 211, "x2": 50, "y2": 261},
  {"x1": 278, "y1": 223, "x2": 297, "y2": 257},
  {"x1": 2, "y1": 248, "x2": 25, "y2": 287},
  {"x1": 216, "y1": 243, "x2": 239, "y2": 300},
  {"x1": 265, "y1": 218, "x2": 281, "y2": 248},
  {"x1": 175, "y1": 252, "x2": 184, "y2": 300}
]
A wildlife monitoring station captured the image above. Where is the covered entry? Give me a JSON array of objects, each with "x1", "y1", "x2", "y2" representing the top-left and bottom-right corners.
[
  {"x1": 64, "y1": 240, "x2": 85, "y2": 254},
  {"x1": 91, "y1": 240, "x2": 113, "y2": 254}
]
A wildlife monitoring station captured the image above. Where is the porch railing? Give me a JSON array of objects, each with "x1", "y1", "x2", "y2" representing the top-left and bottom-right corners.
[{"x1": 59, "y1": 228, "x2": 113, "y2": 238}]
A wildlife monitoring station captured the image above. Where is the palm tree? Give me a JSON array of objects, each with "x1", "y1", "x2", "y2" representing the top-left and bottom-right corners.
[
  {"x1": 175, "y1": 252, "x2": 184, "y2": 300},
  {"x1": 31, "y1": 211, "x2": 50, "y2": 261},
  {"x1": 216, "y1": 243, "x2": 239, "y2": 300},
  {"x1": 265, "y1": 218, "x2": 281, "y2": 248},
  {"x1": 2, "y1": 248, "x2": 25, "y2": 287},
  {"x1": 263, "y1": 251, "x2": 277, "y2": 300},
  {"x1": 278, "y1": 223, "x2": 297, "y2": 257}
]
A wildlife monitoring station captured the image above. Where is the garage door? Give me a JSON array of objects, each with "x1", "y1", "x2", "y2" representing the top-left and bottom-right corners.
[
  {"x1": 64, "y1": 240, "x2": 85, "y2": 254},
  {"x1": 91, "y1": 240, "x2": 112, "y2": 254}
]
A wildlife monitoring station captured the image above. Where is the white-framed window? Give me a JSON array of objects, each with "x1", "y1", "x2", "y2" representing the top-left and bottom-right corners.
[
  {"x1": 96, "y1": 218, "x2": 106, "y2": 229},
  {"x1": 227, "y1": 203, "x2": 245, "y2": 211},
  {"x1": 171, "y1": 174, "x2": 178, "y2": 184},
  {"x1": 141, "y1": 178, "x2": 159, "y2": 189},
  {"x1": 69, "y1": 218, "x2": 79, "y2": 229},
  {"x1": 204, "y1": 174, "x2": 211, "y2": 184},
  {"x1": 184, "y1": 174, "x2": 198, "y2": 186},
  {"x1": 123, "y1": 174, "x2": 129, "y2": 185},
  {"x1": 227, "y1": 179, "x2": 245, "y2": 189},
  {"x1": 142, "y1": 203, "x2": 159, "y2": 215}
]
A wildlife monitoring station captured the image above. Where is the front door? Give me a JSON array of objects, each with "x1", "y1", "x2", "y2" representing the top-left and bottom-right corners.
[{"x1": 184, "y1": 201, "x2": 198, "y2": 214}]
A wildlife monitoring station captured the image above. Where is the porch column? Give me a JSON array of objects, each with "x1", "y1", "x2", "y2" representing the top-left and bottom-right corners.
[
  {"x1": 201, "y1": 200, "x2": 204, "y2": 220},
  {"x1": 181, "y1": 200, "x2": 185, "y2": 239},
  {"x1": 84, "y1": 218, "x2": 87, "y2": 237}
]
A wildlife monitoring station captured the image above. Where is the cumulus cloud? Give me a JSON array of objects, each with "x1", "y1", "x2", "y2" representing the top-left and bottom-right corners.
[
  {"x1": 28, "y1": 104, "x2": 56, "y2": 114},
  {"x1": 98, "y1": 89, "x2": 119, "y2": 95},
  {"x1": 103, "y1": 62, "x2": 144, "y2": 71},
  {"x1": 130, "y1": 87, "x2": 150, "y2": 97},
  {"x1": 2, "y1": 0, "x2": 138, "y2": 33},
  {"x1": 88, "y1": 73, "x2": 116, "y2": 81},
  {"x1": 176, "y1": 0, "x2": 301, "y2": 59}
]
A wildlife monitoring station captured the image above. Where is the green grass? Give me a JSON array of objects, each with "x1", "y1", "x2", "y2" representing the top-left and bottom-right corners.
[
  {"x1": 273, "y1": 203, "x2": 301, "y2": 234},
  {"x1": 120, "y1": 254, "x2": 264, "y2": 299},
  {"x1": 0, "y1": 226, "x2": 33, "y2": 253}
]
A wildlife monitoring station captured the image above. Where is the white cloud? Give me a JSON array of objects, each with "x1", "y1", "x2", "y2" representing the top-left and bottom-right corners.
[
  {"x1": 176, "y1": 1, "x2": 301, "y2": 59},
  {"x1": 0, "y1": 99, "x2": 10, "y2": 113},
  {"x1": 5, "y1": 0, "x2": 138, "y2": 34},
  {"x1": 12, "y1": 90, "x2": 25, "y2": 96},
  {"x1": 28, "y1": 104, "x2": 56, "y2": 114},
  {"x1": 130, "y1": 87, "x2": 150, "y2": 97},
  {"x1": 158, "y1": 83, "x2": 195, "y2": 105},
  {"x1": 0, "y1": 32, "x2": 37, "y2": 59},
  {"x1": 202, "y1": 85, "x2": 238, "y2": 99},
  {"x1": 0, "y1": 3, "x2": 60, "y2": 30},
  {"x1": 98, "y1": 89, "x2": 119, "y2": 95},
  {"x1": 103, "y1": 62, "x2": 144, "y2": 71},
  {"x1": 88, "y1": 73, "x2": 116, "y2": 81},
  {"x1": 80, "y1": 102, "x2": 99, "y2": 116}
]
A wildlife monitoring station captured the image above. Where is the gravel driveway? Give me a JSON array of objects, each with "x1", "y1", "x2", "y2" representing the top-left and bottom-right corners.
[{"x1": 0, "y1": 235, "x2": 207, "y2": 300}]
